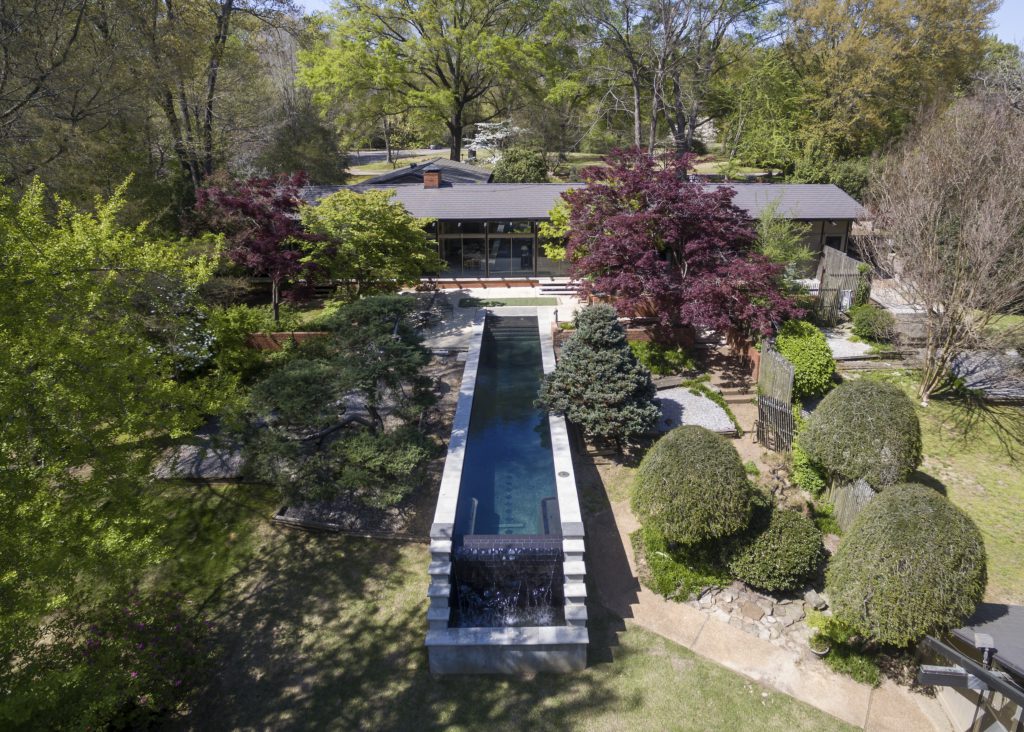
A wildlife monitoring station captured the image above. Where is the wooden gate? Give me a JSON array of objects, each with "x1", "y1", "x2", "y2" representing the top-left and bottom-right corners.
[
  {"x1": 816, "y1": 246, "x2": 863, "y2": 326},
  {"x1": 756, "y1": 345, "x2": 795, "y2": 452}
]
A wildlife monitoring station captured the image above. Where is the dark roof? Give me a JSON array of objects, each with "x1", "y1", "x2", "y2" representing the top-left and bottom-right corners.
[
  {"x1": 952, "y1": 603, "x2": 1024, "y2": 680},
  {"x1": 712, "y1": 183, "x2": 867, "y2": 220},
  {"x1": 300, "y1": 181, "x2": 865, "y2": 222},
  {"x1": 355, "y1": 157, "x2": 492, "y2": 187}
]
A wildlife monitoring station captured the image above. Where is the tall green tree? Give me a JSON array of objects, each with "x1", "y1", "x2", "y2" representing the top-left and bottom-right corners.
[
  {"x1": 299, "y1": 189, "x2": 443, "y2": 300},
  {"x1": 309, "y1": 0, "x2": 549, "y2": 161},
  {"x1": 0, "y1": 180, "x2": 222, "y2": 690},
  {"x1": 754, "y1": 200, "x2": 814, "y2": 279},
  {"x1": 714, "y1": 0, "x2": 998, "y2": 191},
  {"x1": 299, "y1": 19, "x2": 421, "y2": 162}
]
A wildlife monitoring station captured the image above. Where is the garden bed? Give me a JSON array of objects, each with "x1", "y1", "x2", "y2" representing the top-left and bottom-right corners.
[{"x1": 273, "y1": 354, "x2": 465, "y2": 540}]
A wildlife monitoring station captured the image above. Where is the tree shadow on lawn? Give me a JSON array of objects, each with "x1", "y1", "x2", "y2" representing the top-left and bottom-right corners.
[{"x1": 181, "y1": 528, "x2": 634, "y2": 731}]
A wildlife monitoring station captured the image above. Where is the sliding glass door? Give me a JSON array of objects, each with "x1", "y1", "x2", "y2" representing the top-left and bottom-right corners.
[{"x1": 437, "y1": 221, "x2": 538, "y2": 277}]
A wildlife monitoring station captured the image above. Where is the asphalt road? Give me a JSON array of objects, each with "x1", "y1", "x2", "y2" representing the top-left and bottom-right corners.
[{"x1": 347, "y1": 148, "x2": 444, "y2": 165}]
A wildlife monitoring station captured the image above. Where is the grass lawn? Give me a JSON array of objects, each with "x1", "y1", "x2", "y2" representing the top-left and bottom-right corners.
[
  {"x1": 986, "y1": 312, "x2": 1023, "y2": 336},
  {"x1": 914, "y1": 399, "x2": 1024, "y2": 604},
  {"x1": 147, "y1": 482, "x2": 281, "y2": 603},
  {"x1": 859, "y1": 372, "x2": 1024, "y2": 604},
  {"x1": 179, "y1": 528, "x2": 852, "y2": 731},
  {"x1": 691, "y1": 160, "x2": 775, "y2": 176},
  {"x1": 458, "y1": 296, "x2": 558, "y2": 308}
]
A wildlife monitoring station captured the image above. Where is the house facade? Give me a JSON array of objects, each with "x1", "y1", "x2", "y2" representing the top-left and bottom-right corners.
[{"x1": 303, "y1": 158, "x2": 866, "y2": 281}]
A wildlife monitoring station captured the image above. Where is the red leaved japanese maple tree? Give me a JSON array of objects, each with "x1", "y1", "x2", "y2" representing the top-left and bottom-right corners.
[
  {"x1": 196, "y1": 172, "x2": 313, "y2": 322},
  {"x1": 564, "y1": 150, "x2": 802, "y2": 337}
]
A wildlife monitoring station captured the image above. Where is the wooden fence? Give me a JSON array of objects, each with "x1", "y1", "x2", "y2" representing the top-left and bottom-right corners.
[
  {"x1": 815, "y1": 246, "x2": 864, "y2": 326},
  {"x1": 755, "y1": 345, "x2": 795, "y2": 452}
]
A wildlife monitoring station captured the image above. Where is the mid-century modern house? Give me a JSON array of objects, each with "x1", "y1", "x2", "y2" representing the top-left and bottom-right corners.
[{"x1": 303, "y1": 158, "x2": 867, "y2": 281}]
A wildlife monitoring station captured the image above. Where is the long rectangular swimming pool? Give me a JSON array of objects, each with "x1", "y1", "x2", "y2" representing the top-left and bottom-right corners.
[
  {"x1": 453, "y1": 315, "x2": 559, "y2": 539},
  {"x1": 426, "y1": 307, "x2": 587, "y2": 673}
]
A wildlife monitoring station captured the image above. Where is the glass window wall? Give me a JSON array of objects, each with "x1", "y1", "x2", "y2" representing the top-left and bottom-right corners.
[{"x1": 437, "y1": 220, "x2": 539, "y2": 277}]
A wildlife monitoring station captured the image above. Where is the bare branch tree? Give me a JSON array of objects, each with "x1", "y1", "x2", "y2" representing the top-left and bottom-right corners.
[{"x1": 863, "y1": 97, "x2": 1024, "y2": 412}]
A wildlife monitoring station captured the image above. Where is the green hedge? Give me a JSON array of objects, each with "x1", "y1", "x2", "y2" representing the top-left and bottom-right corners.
[
  {"x1": 774, "y1": 320, "x2": 836, "y2": 399},
  {"x1": 729, "y1": 508, "x2": 823, "y2": 592},
  {"x1": 826, "y1": 483, "x2": 987, "y2": 646},
  {"x1": 799, "y1": 379, "x2": 922, "y2": 487},
  {"x1": 632, "y1": 426, "x2": 754, "y2": 545},
  {"x1": 850, "y1": 304, "x2": 896, "y2": 344}
]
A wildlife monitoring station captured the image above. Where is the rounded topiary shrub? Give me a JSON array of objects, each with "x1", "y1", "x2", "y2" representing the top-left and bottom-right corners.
[
  {"x1": 775, "y1": 320, "x2": 836, "y2": 399},
  {"x1": 729, "y1": 508, "x2": 824, "y2": 592},
  {"x1": 850, "y1": 304, "x2": 897, "y2": 344},
  {"x1": 799, "y1": 379, "x2": 921, "y2": 487},
  {"x1": 826, "y1": 483, "x2": 987, "y2": 646},
  {"x1": 632, "y1": 425, "x2": 753, "y2": 545}
]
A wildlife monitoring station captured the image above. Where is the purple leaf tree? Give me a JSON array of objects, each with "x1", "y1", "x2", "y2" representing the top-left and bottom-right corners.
[
  {"x1": 196, "y1": 172, "x2": 313, "y2": 322},
  {"x1": 564, "y1": 150, "x2": 803, "y2": 338}
]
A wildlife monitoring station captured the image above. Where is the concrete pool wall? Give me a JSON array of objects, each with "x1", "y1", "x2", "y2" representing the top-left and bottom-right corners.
[{"x1": 425, "y1": 306, "x2": 588, "y2": 674}]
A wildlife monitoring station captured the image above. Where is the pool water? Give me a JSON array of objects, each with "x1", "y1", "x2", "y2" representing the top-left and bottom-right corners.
[{"x1": 453, "y1": 315, "x2": 558, "y2": 538}]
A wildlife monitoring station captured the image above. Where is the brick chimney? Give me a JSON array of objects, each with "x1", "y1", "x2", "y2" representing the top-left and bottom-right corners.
[{"x1": 423, "y1": 166, "x2": 442, "y2": 189}]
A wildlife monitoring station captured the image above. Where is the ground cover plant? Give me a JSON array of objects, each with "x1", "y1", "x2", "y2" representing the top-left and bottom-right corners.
[
  {"x1": 826, "y1": 483, "x2": 987, "y2": 647},
  {"x1": 628, "y1": 340, "x2": 697, "y2": 376},
  {"x1": 631, "y1": 525, "x2": 732, "y2": 600},
  {"x1": 805, "y1": 612, "x2": 882, "y2": 687},
  {"x1": 538, "y1": 304, "x2": 659, "y2": 445}
]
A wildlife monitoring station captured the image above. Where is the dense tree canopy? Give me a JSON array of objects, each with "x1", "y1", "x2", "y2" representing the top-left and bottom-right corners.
[
  {"x1": 299, "y1": 189, "x2": 443, "y2": 299},
  {"x1": 305, "y1": 0, "x2": 549, "y2": 160},
  {"x1": 196, "y1": 172, "x2": 312, "y2": 322},
  {"x1": 715, "y1": 0, "x2": 999, "y2": 193},
  {"x1": 564, "y1": 150, "x2": 802, "y2": 336},
  {"x1": 245, "y1": 296, "x2": 436, "y2": 506},
  {"x1": 0, "y1": 180, "x2": 222, "y2": 703}
]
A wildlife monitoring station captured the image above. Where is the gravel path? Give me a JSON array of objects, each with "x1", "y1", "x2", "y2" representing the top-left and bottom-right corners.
[{"x1": 654, "y1": 387, "x2": 736, "y2": 434}]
